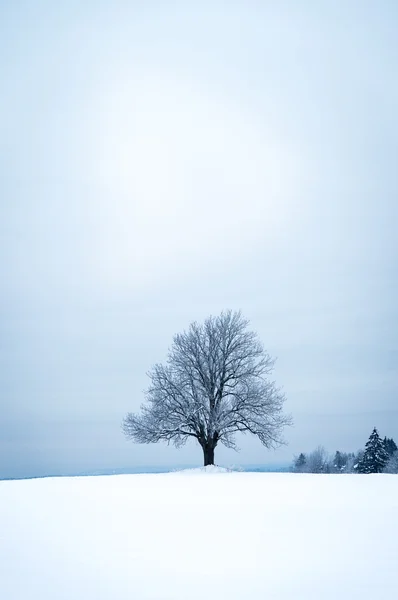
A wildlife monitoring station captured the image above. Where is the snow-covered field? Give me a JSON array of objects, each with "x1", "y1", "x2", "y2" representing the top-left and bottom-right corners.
[{"x1": 1, "y1": 468, "x2": 397, "y2": 599}]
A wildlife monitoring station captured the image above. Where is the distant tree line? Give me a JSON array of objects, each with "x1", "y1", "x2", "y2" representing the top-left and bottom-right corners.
[{"x1": 292, "y1": 427, "x2": 398, "y2": 474}]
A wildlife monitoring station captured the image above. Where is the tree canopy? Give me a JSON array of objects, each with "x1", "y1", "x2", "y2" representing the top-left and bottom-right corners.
[{"x1": 123, "y1": 310, "x2": 291, "y2": 465}]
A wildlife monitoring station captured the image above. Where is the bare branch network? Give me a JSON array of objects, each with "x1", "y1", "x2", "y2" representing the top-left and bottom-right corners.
[{"x1": 122, "y1": 310, "x2": 292, "y2": 465}]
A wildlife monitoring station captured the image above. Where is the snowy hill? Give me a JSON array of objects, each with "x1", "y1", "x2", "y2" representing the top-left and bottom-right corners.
[{"x1": 1, "y1": 471, "x2": 397, "y2": 599}]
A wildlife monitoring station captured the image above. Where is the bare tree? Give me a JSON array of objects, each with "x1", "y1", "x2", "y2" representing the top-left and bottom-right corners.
[
  {"x1": 383, "y1": 451, "x2": 398, "y2": 474},
  {"x1": 122, "y1": 310, "x2": 292, "y2": 466},
  {"x1": 305, "y1": 446, "x2": 329, "y2": 473}
]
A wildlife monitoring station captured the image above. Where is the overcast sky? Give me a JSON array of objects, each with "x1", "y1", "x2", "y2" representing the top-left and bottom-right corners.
[{"x1": 1, "y1": 1, "x2": 397, "y2": 478}]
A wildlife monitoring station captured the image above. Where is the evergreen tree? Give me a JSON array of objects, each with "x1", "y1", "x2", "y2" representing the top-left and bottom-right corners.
[
  {"x1": 383, "y1": 437, "x2": 398, "y2": 457},
  {"x1": 294, "y1": 453, "x2": 306, "y2": 472},
  {"x1": 358, "y1": 428, "x2": 389, "y2": 473},
  {"x1": 333, "y1": 450, "x2": 348, "y2": 472},
  {"x1": 347, "y1": 450, "x2": 363, "y2": 473}
]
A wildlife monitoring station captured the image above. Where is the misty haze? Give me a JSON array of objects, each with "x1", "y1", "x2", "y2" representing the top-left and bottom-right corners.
[{"x1": 1, "y1": 1, "x2": 397, "y2": 599}]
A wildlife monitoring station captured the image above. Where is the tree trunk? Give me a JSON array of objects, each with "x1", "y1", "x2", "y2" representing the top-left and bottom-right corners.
[{"x1": 203, "y1": 445, "x2": 215, "y2": 466}]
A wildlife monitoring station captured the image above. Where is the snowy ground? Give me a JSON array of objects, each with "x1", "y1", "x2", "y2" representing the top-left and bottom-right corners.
[{"x1": 1, "y1": 468, "x2": 397, "y2": 599}]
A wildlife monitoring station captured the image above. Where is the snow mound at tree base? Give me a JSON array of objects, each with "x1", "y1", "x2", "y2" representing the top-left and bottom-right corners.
[{"x1": 171, "y1": 465, "x2": 233, "y2": 474}]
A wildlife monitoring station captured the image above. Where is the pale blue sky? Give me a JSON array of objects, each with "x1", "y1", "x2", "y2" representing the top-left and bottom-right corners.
[{"x1": 1, "y1": 1, "x2": 397, "y2": 477}]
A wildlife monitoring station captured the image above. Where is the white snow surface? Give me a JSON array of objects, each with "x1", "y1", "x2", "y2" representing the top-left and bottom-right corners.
[{"x1": 1, "y1": 471, "x2": 397, "y2": 599}]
